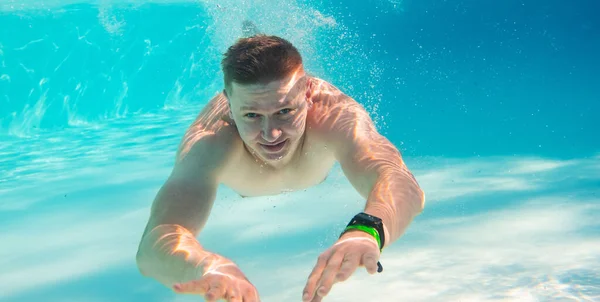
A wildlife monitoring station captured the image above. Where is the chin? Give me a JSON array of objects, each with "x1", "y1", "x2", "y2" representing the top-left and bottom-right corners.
[
  {"x1": 265, "y1": 153, "x2": 289, "y2": 163},
  {"x1": 259, "y1": 144, "x2": 295, "y2": 165},
  {"x1": 259, "y1": 149, "x2": 289, "y2": 163}
]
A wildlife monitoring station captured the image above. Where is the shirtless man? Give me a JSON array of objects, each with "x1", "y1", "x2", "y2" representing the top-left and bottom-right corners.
[{"x1": 135, "y1": 34, "x2": 425, "y2": 302}]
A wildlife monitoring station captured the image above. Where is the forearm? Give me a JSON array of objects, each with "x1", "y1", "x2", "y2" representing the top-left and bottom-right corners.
[
  {"x1": 136, "y1": 224, "x2": 212, "y2": 286},
  {"x1": 363, "y1": 165, "x2": 425, "y2": 248}
]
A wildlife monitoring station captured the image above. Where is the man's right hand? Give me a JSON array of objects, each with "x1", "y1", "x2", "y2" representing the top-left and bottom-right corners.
[{"x1": 173, "y1": 253, "x2": 260, "y2": 302}]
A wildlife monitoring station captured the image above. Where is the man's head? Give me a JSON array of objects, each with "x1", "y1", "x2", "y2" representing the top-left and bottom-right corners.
[{"x1": 221, "y1": 35, "x2": 312, "y2": 167}]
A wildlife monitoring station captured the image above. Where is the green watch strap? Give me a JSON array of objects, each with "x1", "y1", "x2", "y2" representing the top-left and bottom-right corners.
[{"x1": 342, "y1": 224, "x2": 382, "y2": 251}]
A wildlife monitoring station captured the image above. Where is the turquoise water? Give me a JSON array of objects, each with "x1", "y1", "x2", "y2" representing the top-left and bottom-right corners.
[{"x1": 1, "y1": 0, "x2": 599, "y2": 301}]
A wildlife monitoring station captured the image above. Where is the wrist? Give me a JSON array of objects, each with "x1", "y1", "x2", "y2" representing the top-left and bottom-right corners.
[
  {"x1": 381, "y1": 223, "x2": 390, "y2": 249},
  {"x1": 362, "y1": 209, "x2": 392, "y2": 249},
  {"x1": 139, "y1": 224, "x2": 209, "y2": 283},
  {"x1": 339, "y1": 213, "x2": 386, "y2": 273},
  {"x1": 339, "y1": 212, "x2": 386, "y2": 251},
  {"x1": 339, "y1": 228, "x2": 378, "y2": 243}
]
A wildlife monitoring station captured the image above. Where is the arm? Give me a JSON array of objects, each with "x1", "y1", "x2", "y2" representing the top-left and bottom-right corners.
[
  {"x1": 136, "y1": 95, "x2": 235, "y2": 286},
  {"x1": 300, "y1": 87, "x2": 426, "y2": 301},
  {"x1": 135, "y1": 150, "x2": 217, "y2": 287},
  {"x1": 315, "y1": 91, "x2": 425, "y2": 247}
]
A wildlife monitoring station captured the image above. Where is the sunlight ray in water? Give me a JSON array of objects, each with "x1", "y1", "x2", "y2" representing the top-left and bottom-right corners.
[
  {"x1": 1, "y1": 0, "x2": 598, "y2": 301},
  {"x1": 1, "y1": 104, "x2": 598, "y2": 300}
]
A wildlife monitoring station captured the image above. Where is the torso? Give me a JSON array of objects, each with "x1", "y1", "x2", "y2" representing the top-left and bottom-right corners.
[
  {"x1": 220, "y1": 126, "x2": 336, "y2": 197},
  {"x1": 190, "y1": 88, "x2": 338, "y2": 198}
]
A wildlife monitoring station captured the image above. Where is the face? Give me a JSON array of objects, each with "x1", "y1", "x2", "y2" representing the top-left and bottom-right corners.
[{"x1": 226, "y1": 70, "x2": 311, "y2": 167}]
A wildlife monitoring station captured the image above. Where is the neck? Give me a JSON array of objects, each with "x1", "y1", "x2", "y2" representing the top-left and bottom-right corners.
[{"x1": 243, "y1": 134, "x2": 307, "y2": 170}]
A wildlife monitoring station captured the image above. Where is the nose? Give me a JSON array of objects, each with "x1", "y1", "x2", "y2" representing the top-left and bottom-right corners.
[{"x1": 261, "y1": 119, "x2": 282, "y2": 143}]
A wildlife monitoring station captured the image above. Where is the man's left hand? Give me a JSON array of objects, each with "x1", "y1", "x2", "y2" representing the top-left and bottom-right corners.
[{"x1": 302, "y1": 231, "x2": 381, "y2": 302}]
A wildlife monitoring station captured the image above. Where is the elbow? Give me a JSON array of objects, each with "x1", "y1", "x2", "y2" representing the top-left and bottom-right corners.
[
  {"x1": 400, "y1": 165, "x2": 425, "y2": 214},
  {"x1": 136, "y1": 236, "x2": 155, "y2": 277},
  {"x1": 136, "y1": 247, "x2": 150, "y2": 277},
  {"x1": 415, "y1": 187, "x2": 426, "y2": 214}
]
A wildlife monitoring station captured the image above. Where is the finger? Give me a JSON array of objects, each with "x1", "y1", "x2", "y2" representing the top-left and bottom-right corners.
[
  {"x1": 173, "y1": 278, "x2": 210, "y2": 294},
  {"x1": 242, "y1": 285, "x2": 260, "y2": 302},
  {"x1": 205, "y1": 282, "x2": 227, "y2": 302},
  {"x1": 303, "y1": 253, "x2": 329, "y2": 301},
  {"x1": 310, "y1": 295, "x2": 324, "y2": 302},
  {"x1": 226, "y1": 288, "x2": 242, "y2": 302},
  {"x1": 315, "y1": 251, "x2": 344, "y2": 298},
  {"x1": 361, "y1": 252, "x2": 380, "y2": 274},
  {"x1": 228, "y1": 295, "x2": 242, "y2": 302},
  {"x1": 336, "y1": 252, "x2": 360, "y2": 282}
]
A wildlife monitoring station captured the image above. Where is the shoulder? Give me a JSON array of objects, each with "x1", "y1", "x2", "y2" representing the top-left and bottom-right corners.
[
  {"x1": 174, "y1": 93, "x2": 243, "y2": 180},
  {"x1": 306, "y1": 78, "x2": 377, "y2": 145}
]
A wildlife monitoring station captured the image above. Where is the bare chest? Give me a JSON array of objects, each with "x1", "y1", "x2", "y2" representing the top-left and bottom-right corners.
[{"x1": 221, "y1": 144, "x2": 335, "y2": 197}]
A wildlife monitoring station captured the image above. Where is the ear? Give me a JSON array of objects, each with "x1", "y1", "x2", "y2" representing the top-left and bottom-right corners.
[{"x1": 305, "y1": 78, "x2": 314, "y2": 107}]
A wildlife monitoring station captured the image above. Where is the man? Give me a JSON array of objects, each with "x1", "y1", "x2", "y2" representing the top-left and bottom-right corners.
[{"x1": 136, "y1": 34, "x2": 425, "y2": 302}]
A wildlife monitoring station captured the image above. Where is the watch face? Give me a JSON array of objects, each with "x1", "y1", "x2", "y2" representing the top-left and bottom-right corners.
[
  {"x1": 346, "y1": 213, "x2": 386, "y2": 250},
  {"x1": 359, "y1": 213, "x2": 381, "y2": 224}
]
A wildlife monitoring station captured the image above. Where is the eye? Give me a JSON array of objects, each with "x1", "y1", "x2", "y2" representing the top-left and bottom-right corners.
[
  {"x1": 278, "y1": 108, "x2": 293, "y2": 115},
  {"x1": 244, "y1": 113, "x2": 260, "y2": 118}
]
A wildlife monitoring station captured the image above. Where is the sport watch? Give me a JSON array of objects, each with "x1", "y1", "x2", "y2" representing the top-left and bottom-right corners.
[{"x1": 339, "y1": 212, "x2": 386, "y2": 273}]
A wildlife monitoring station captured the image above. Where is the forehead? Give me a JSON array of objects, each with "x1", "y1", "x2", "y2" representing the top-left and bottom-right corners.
[{"x1": 230, "y1": 72, "x2": 307, "y2": 109}]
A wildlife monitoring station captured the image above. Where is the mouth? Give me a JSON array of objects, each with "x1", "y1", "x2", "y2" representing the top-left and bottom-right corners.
[{"x1": 259, "y1": 139, "x2": 288, "y2": 153}]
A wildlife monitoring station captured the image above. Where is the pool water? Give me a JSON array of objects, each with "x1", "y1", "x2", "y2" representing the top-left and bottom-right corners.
[{"x1": 1, "y1": 0, "x2": 599, "y2": 301}]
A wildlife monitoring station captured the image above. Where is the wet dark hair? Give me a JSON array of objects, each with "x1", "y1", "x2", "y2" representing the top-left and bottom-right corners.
[{"x1": 221, "y1": 34, "x2": 303, "y2": 96}]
